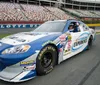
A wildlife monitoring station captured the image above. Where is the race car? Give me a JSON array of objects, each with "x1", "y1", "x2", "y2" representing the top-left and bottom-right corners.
[{"x1": 0, "y1": 19, "x2": 95, "y2": 82}]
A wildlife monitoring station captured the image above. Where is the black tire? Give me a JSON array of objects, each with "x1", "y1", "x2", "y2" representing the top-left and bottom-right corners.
[
  {"x1": 87, "y1": 36, "x2": 93, "y2": 50},
  {"x1": 36, "y1": 45, "x2": 57, "y2": 75}
]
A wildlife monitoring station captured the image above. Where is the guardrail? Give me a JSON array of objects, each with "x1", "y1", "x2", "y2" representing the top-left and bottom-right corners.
[
  {"x1": 0, "y1": 24, "x2": 40, "y2": 29},
  {"x1": 0, "y1": 21, "x2": 43, "y2": 29}
]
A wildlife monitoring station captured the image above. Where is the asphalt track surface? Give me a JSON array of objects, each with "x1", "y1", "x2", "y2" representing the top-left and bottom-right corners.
[{"x1": 0, "y1": 29, "x2": 100, "y2": 85}]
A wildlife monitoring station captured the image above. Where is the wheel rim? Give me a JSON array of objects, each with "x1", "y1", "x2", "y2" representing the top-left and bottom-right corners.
[{"x1": 41, "y1": 52, "x2": 53, "y2": 68}]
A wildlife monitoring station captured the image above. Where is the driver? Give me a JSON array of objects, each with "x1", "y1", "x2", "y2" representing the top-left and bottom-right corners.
[
  {"x1": 68, "y1": 24, "x2": 74, "y2": 32},
  {"x1": 73, "y1": 22, "x2": 80, "y2": 32}
]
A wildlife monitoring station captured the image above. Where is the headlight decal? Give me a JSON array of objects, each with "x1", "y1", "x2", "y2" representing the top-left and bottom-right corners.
[{"x1": 2, "y1": 45, "x2": 31, "y2": 54}]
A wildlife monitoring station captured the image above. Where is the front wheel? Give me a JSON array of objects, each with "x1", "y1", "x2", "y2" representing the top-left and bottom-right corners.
[{"x1": 36, "y1": 45, "x2": 57, "y2": 75}]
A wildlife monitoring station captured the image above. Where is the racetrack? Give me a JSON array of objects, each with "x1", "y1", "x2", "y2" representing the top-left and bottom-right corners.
[{"x1": 0, "y1": 35, "x2": 100, "y2": 85}]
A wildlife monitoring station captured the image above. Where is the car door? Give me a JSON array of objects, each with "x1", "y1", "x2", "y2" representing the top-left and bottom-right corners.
[
  {"x1": 63, "y1": 21, "x2": 89, "y2": 60},
  {"x1": 71, "y1": 22, "x2": 90, "y2": 54}
]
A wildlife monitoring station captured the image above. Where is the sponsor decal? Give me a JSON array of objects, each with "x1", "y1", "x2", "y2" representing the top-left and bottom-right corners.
[
  {"x1": 73, "y1": 39, "x2": 87, "y2": 47},
  {"x1": 9, "y1": 36, "x2": 26, "y2": 42},
  {"x1": 72, "y1": 33, "x2": 89, "y2": 51},
  {"x1": 20, "y1": 60, "x2": 35, "y2": 66},
  {"x1": 24, "y1": 33, "x2": 41, "y2": 36},
  {"x1": 23, "y1": 64, "x2": 36, "y2": 71},
  {"x1": 59, "y1": 33, "x2": 72, "y2": 53},
  {"x1": 59, "y1": 34, "x2": 66, "y2": 42},
  {"x1": 64, "y1": 33, "x2": 72, "y2": 53},
  {"x1": 59, "y1": 34, "x2": 68, "y2": 50},
  {"x1": 58, "y1": 33, "x2": 72, "y2": 56}
]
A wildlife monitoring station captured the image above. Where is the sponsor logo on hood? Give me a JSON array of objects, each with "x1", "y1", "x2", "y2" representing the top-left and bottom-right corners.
[{"x1": 0, "y1": 32, "x2": 60, "y2": 45}]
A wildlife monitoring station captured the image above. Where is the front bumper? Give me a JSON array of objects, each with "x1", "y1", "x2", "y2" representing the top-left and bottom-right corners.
[
  {"x1": 0, "y1": 48, "x2": 39, "y2": 82},
  {"x1": 0, "y1": 70, "x2": 36, "y2": 82},
  {"x1": 0, "y1": 62, "x2": 37, "y2": 82}
]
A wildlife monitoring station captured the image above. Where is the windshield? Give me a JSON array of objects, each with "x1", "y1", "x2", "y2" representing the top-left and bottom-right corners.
[{"x1": 33, "y1": 21, "x2": 66, "y2": 32}]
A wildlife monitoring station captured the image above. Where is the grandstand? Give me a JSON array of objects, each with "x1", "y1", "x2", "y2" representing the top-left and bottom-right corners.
[
  {"x1": 0, "y1": 0, "x2": 100, "y2": 23},
  {"x1": 0, "y1": 2, "x2": 74, "y2": 21},
  {"x1": 64, "y1": 8, "x2": 100, "y2": 18}
]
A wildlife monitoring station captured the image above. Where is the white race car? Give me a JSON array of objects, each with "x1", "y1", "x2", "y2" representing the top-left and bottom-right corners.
[{"x1": 0, "y1": 19, "x2": 95, "y2": 82}]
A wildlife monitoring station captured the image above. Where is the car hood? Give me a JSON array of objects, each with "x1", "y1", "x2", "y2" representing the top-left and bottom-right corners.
[
  {"x1": 0, "y1": 32, "x2": 61, "y2": 68},
  {"x1": 0, "y1": 32, "x2": 61, "y2": 45}
]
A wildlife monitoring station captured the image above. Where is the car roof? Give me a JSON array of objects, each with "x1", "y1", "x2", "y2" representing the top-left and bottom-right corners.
[
  {"x1": 46, "y1": 19, "x2": 80, "y2": 23},
  {"x1": 46, "y1": 20, "x2": 67, "y2": 23}
]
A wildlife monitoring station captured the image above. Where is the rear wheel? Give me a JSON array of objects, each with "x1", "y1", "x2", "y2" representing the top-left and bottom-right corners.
[
  {"x1": 87, "y1": 36, "x2": 93, "y2": 50},
  {"x1": 36, "y1": 45, "x2": 57, "y2": 75}
]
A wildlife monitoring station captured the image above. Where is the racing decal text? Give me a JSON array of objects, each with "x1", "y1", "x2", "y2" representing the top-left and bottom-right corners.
[
  {"x1": 74, "y1": 38, "x2": 87, "y2": 47},
  {"x1": 20, "y1": 60, "x2": 35, "y2": 66}
]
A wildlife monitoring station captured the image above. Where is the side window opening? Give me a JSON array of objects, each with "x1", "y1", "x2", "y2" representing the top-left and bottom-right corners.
[{"x1": 68, "y1": 22, "x2": 80, "y2": 33}]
